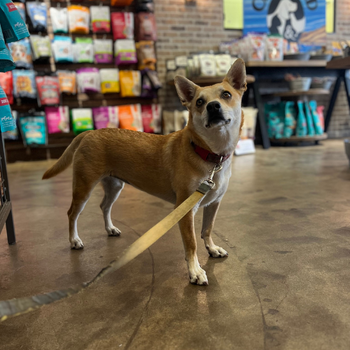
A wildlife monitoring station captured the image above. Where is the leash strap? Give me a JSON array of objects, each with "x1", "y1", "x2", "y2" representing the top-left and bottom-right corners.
[{"x1": 0, "y1": 181, "x2": 214, "y2": 322}]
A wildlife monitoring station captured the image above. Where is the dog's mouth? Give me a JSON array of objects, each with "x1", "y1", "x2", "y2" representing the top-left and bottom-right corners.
[{"x1": 205, "y1": 113, "x2": 231, "y2": 128}]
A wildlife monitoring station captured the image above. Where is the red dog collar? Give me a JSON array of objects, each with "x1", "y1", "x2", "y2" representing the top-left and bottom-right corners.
[{"x1": 191, "y1": 142, "x2": 231, "y2": 164}]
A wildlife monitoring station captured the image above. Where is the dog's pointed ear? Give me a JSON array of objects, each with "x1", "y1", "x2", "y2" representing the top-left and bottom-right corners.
[
  {"x1": 224, "y1": 58, "x2": 247, "y2": 94},
  {"x1": 174, "y1": 75, "x2": 199, "y2": 106}
]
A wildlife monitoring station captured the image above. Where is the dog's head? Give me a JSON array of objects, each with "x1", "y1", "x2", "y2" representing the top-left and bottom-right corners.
[{"x1": 174, "y1": 59, "x2": 246, "y2": 138}]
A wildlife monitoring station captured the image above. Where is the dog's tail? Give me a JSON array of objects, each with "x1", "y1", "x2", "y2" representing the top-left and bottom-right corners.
[{"x1": 42, "y1": 131, "x2": 91, "y2": 180}]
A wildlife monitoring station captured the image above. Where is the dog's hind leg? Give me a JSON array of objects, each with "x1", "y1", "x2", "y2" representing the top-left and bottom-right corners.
[{"x1": 100, "y1": 177, "x2": 124, "y2": 236}]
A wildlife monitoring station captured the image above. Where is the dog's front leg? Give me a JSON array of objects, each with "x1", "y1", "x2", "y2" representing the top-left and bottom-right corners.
[
  {"x1": 178, "y1": 202, "x2": 208, "y2": 285},
  {"x1": 201, "y1": 201, "x2": 228, "y2": 258}
]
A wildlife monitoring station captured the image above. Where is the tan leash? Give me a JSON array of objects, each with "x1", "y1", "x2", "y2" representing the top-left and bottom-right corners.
[{"x1": 0, "y1": 167, "x2": 221, "y2": 322}]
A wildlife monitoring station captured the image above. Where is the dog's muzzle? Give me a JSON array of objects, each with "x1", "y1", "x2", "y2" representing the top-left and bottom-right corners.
[{"x1": 205, "y1": 101, "x2": 231, "y2": 128}]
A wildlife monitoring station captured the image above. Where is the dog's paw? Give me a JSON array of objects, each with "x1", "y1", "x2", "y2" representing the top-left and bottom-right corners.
[
  {"x1": 70, "y1": 237, "x2": 84, "y2": 250},
  {"x1": 189, "y1": 266, "x2": 209, "y2": 286},
  {"x1": 207, "y1": 245, "x2": 228, "y2": 258},
  {"x1": 106, "y1": 226, "x2": 121, "y2": 236}
]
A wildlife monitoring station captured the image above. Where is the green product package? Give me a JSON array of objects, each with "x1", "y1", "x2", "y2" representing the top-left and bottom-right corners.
[
  {"x1": 73, "y1": 37, "x2": 93, "y2": 63},
  {"x1": 296, "y1": 101, "x2": 307, "y2": 137},
  {"x1": 283, "y1": 101, "x2": 296, "y2": 138},
  {"x1": 71, "y1": 108, "x2": 93, "y2": 135},
  {"x1": 309, "y1": 100, "x2": 323, "y2": 135},
  {"x1": 304, "y1": 101, "x2": 315, "y2": 136}
]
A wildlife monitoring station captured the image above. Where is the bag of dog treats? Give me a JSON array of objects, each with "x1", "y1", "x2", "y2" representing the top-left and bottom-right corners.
[
  {"x1": 215, "y1": 54, "x2": 231, "y2": 76},
  {"x1": 50, "y1": 7, "x2": 68, "y2": 34},
  {"x1": 114, "y1": 40, "x2": 137, "y2": 65},
  {"x1": 57, "y1": 70, "x2": 76, "y2": 94},
  {"x1": 90, "y1": 6, "x2": 110, "y2": 33},
  {"x1": 77, "y1": 67, "x2": 101, "y2": 94},
  {"x1": 68, "y1": 5, "x2": 90, "y2": 34},
  {"x1": 111, "y1": 0, "x2": 133, "y2": 6},
  {"x1": 135, "y1": 12, "x2": 157, "y2": 41},
  {"x1": 19, "y1": 114, "x2": 47, "y2": 146},
  {"x1": 141, "y1": 104, "x2": 162, "y2": 133},
  {"x1": 92, "y1": 106, "x2": 119, "y2": 129},
  {"x1": 119, "y1": 70, "x2": 141, "y2": 97},
  {"x1": 0, "y1": 85, "x2": 15, "y2": 132},
  {"x1": 100, "y1": 68, "x2": 120, "y2": 94},
  {"x1": 136, "y1": 41, "x2": 156, "y2": 70},
  {"x1": 266, "y1": 35, "x2": 283, "y2": 61},
  {"x1": 247, "y1": 33, "x2": 266, "y2": 61},
  {"x1": 140, "y1": 72, "x2": 155, "y2": 98},
  {"x1": 0, "y1": 0, "x2": 29, "y2": 43},
  {"x1": 45, "y1": 106, "x2": 70, "y2": 134},
  {"x1": 8, "y1": 38, "x2": 32, "y2": 69},
  {"x1": 13, "y1": 2, "x2": 25, "y2": 22},
  {"x1": 3, "y1": 110, "x2": 18, "y2": 139},
  {"x1": 30, "y1": 35, "x2": 52, "y2": 61},
  {"x1": 118, "y1": 104, "x2": 143, "y2": 132},
  {"x1": 36, "y1": 75, "x2": 60, "y2": 106},
  {"x1": 93, "y1": 39, "x2": 113, "y2": 64},
  {"x1": 71, "y1": 108, "x2": 93, "y2": 135},
  {"x1": 73, "y1": 37, "x2": 93, "y2": 63},
  {"x1": 26, "y1": 2, "x2": 47, "y2": 32},
  {"x1": 0, "y1": 71, "x2": 13, "y2": 104},
  {"x1": 13, "y1": 70, "x2": 36, "y2": 99},
  {"x1": 145, "y1": 69, "x2": 161, "y2": 90},
  {"x1": 199, "y1": 54, "x2": 216, "y2": 77},
  {"x1": 111, "y1": 12, "x2": 134, "y2": 40},
  {"x1": 52, "y1": 36, "x2": 74, "y2": 63},
  {"x1": 0, "y1": 46, "x2": 15, "y2": 72}
]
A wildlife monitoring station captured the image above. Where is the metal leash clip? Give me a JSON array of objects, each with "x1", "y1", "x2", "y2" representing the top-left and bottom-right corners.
[{"x1": 196, "y1": 157, "x2": 224, "y2": 194}]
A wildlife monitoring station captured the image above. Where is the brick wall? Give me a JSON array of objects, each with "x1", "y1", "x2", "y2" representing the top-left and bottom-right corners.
[{"x1": 154, "y1": 0, "x2": 350, "y2": 138}]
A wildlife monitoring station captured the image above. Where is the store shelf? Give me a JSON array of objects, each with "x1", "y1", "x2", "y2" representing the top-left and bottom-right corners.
[
  {"x1": 167, "y1": 74, "x2": 255, "y2": 86},
  {"x1": 326, "y1": 57, "x2": 350, "y2": 70},
  {"x1": 270, "y1": 133, "x2": 327, "y2": 143},
  {"x1": 271, "y1": 89, "x2": 330, "y2": 97},
  {"x1": 246, "y1": 60, "x2": 327, "y2": 68}
]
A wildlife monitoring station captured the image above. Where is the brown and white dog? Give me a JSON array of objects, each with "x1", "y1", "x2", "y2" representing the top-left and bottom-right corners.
[{"x1": 43, "y1": 58, "x2": 247, "y2": 285}]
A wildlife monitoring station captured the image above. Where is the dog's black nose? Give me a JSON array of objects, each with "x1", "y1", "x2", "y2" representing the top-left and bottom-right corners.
[{"x1": 206, "y1": 101, "x2": 222, "y2": 113}]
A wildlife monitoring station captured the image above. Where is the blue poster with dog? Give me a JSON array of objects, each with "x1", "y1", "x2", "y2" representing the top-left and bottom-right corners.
[{"x1": 243, "y1": 0, "x2": 326, "y2": 44}]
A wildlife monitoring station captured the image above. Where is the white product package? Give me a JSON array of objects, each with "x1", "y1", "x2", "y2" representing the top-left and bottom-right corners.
[
  {"x1": 50, "y1": 8, "x2": 68, "y2": 34},
  {"x1": 199, "y1": 54, "x2": 216, "y2": 77}
]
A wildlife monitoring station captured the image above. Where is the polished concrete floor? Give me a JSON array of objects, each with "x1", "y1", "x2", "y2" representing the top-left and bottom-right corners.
[{"x1": 1, "y1": 140, "x2": 350, "y2": 350}]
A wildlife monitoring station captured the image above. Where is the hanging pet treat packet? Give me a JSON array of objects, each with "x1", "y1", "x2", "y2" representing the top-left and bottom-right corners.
[
  {"x1": 114, "y1": 40, "x2": 137, "y2": 65},
  {"x1": 57, "y1": 70, "x2": 76, "y2": 94},
  {"x1": 0, "y1": 85, "x2": 15, "y2": 132},
  {"x1": 71, "y1": 108, "x2": 93, "y2": 135},
  {"x1": 77, "y1": 67, "x2": 101, "y2": 94},
  {"x1": 50, "y1": 7, "x2": 68, "y2": 34},
  {"x1": 73, "y1": 37, "x2": 93, "y2": 63},
  {"x1": 145, "y1": 69, "x2": 162, "y2": 90},
  {"x1": 136, "y1": 41, "x2": 156, "y2": 70},
  {"x1": 45, "y1": 106, "x2": 70, "y2": 134},
  {"x1": 0, "y1": 71, "x2": 13, "y2": 104},
  {"x1": 13, "y1": 70, "x2": 36, "y2": 99},
  {"x1": 215, "y1": 54, "x2": 231, "y2": 76},
  {"x1": 36, "y1": 75, "x2": 60, "y2": 106},
  {"x1": 52, "y1": 36, "x2": 74, "y2": 63},
  {"x1": 92, "y1": 106, "x2": 119, "y2": 129},
  {"x1": 135, "y1": 13, "x2": 157, "y2": 41},
  {"x1": 90, "y1": 6, "x2": 110, "y2": 33},
  {"x1": 8, "y1": 38, "x2": 32, "y2": 68},
  {"x1": 266, "y1": 36, "x2": 283, "y2": 61},
  {"x1": 100, "y1": 68, "x2": 119, "y2": 94},
  {"x1": 19, "y1": 114, "x2": 47, "y2": 146},
  {"x1": 199, "y1": 54, "x2": 216, "y2": 77},
  {"x1": 13, "y1": 2, "x2": 25, "y2": 22},
  {"x1": 93, "y1": 39, "x2": 113, "y2": 64},
  {"x1": 0, "y1": 0, "x2": 29, "y2": 43},
  {"x1": 3, "y1": 110, "x2": 18, "y2": 139},
  {"x1": 68, "y1": 5, "x2": 90, "y2": 34},
  {"x1": 26, "y1": 2, "x2": 47, "y2": 32},
  {"x1": 30, "y1": 35, "x2": 52, "y2": 61},
  {"x1": 111, "y1": 12, "x2": 134, "y2": 40},
  {"x1": 118, "y1": 104, "x2": 143, "y2": 132},
  {"x1": 141, "y1": 104, "x2": 162, "y2": 133},
  {"x1": 247, "y1": 33, "x2": 266, "y2": 61},
  {"x1": 0, "y1": 45, "x2": 15, "y2": 72},
  {"x1": 141, "y1": 72, "x2": 155, "y2": 98},
  {"x1": 119, "y1": 70, "x2": 141, "y2": 97}
]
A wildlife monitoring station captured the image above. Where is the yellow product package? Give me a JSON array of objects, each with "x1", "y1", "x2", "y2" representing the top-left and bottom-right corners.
[
  {"x1": 119, "y1": 70, "x2": 141, "y2": 97},
  {"x1": 100, "y1": 68, "x2": 119, "y2": 93}
]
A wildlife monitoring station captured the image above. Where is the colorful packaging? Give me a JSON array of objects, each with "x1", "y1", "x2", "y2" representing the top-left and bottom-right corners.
[
  {"x1": 136, "y1": 41, "x2": 156, "y2": 70},
  {"x1": 50, "y1": 7, "x2": 68, "y2": 34},
  {"x1": 90, "y1": 6, "x2": 110, "y2": 33},
  {"x1": 0, "y1": 71, "x2": 13, "y2": 104},
  {"x1": 30, "y1": 35, "x2": 52, "y2": 60},
  {"x1": 141, "y1": 72, "x2": 156, "y2": 98},
  {"x1": 36, "y1": 75, "x2": 60, "y2": 106},
  {"x1": 266, "y1": 36, "x2": 283, "y2": 61},
  {"x1": 215, "y1": 54, "x2": 231, "y2": 76},
  {"x1": 0, "y1": 85, "x2": 15, "y2": 132},
  {"x1": 45, "y1": 106, "x2": 70, "y2": 134},
  {"x1": 118, "y1": 104, "x2": 143, "y2": 132},
  {"x1": 145, "y1": 69, "x2": 162, "y2": 90},
  {"x1": 296, "y1": 101, "x2": 307, "y2": 137},
  {"x1": 100, "y1": 68, "x2": 119, "y2": 93},
  {"x1": 114, "y1": 39, "x2": 137, "y2": 65},
  {"x1": 57, "y1": 70, "x2": 76, "y2": 94},
  {"x1": 309, "y1": 100, "x2": 323, "y2": 135},
  {"x1": 68, "y1": 5, "x2": 90, "y2": 34},
  {"x1": 316, "y1": 105, "x2": 325, "y2": 131},
  {"x1": 94, "y1": 39, "x2": 113, "y2": 64},
  {"x1": 119, "y1": 70, "x2": 141, "y2": 97},
  {"x1": 71, "y1": 108, "x2": 93, "y2": 134},
  {"x1": 0, "y1": 46, "x2": 15, "y2": 72},
  {"x1": 111, "y1": 12, "x2": 134, "y2": 40},
  {"x1": 19, "y1": 114, "x2": 47, "y2": 146},
  {"x1": 13, "y1": 2, "x2": 25, "y2": 22},
  {"x1": 141, "y1": 104, "x2": 162, "y2": 133},
  {"x1": 26, "y1": 2, "x2": 47, "y2": 32},
  {"x1": 13, "y1": 70, "x2": 36, "y2": 99},
  {"x1": 135, "y1": 12, "x2": 157, "y2": 41},
  {"x1": 76, "y1": 67, "x2": 100, "y2": 93},
  {"x1": 304, "y1": 101, "x2": 315, "y2": 136},
  {"x1": 248, "y1": 33, "x2": 266, "y2": 61},
  {"x1": 52, "y1": 36, "x2": 73, "y2": 63},
  {"x1": 283, "y1": 101, "x2": 296, "y2": 138},
  {"x1": 92, "y1": 106, "x2": 119, "y2": 129},
  {"x1": 0, "y1": 0, "x2": 29, "y2": 43},
  {"x1": 3, "y1": 110, "x2": 18, "y2": 139},
  {"x1": 8, "y1": 38, "x2": 32, "y2": 69},
  {"x1": 73, "y1": 37, "x2": 93, "y2": 63}
]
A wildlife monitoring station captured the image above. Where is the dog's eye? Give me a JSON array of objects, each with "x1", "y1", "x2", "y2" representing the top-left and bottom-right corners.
[
  {"x1": 222, "y1": 91, "x2": 231, "y2": 99},
  {"x1": 196, "y1": 98, "x2": 204, "y2": 107}
]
